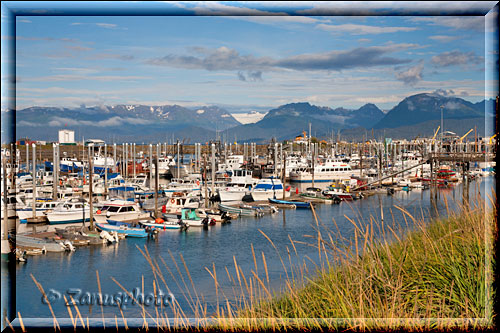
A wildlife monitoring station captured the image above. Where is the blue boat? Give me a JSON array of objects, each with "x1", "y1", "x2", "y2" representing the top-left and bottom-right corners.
[
  {"x1": 268, "y1": 198, "x2": 311, "y2": 209},
  {"x1": 95, "y1": 222, "x2": 148, "y2": 238}
]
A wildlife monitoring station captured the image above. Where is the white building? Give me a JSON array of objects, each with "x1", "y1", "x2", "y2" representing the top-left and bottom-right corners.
[{"x1": 58, "y1": 129, "x2": 75, "y2": 144}]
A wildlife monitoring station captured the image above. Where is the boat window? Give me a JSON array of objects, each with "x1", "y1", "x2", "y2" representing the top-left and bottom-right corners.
[
  {"x1": 75, "y1": 204, "x2": 83, "y2": 209},
  {"x1": 107, "y1": 206, "x2": 120, "y2": 213}
]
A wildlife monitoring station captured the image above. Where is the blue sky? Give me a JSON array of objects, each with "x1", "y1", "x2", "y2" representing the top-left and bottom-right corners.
[{"x1": 4, "y1": 1, "x2": 499, "y2": 112}]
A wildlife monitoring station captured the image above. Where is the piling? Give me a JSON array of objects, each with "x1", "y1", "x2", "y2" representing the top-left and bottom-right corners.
[
  {"x1": 52, "y1": 143, "x2": 57, "y2": 201},
  {"x1": 89, "y1": 153, "x2": 94, "y2": 231},
  {"x1": 32, "y1": 144, "x2": 36, "y2": 218},
  {"x1": 149, "y1": 144, "x2": 153, "y2": 187},
  {"x1": 211, "y1": 143, "x2": 215, "y2": 200},
  {"x1": 104, "y1": 144, "x2": 108, "y2": 198},
  {"x1": 154, "y1": 145, "x2": 159, "y2": 219}
]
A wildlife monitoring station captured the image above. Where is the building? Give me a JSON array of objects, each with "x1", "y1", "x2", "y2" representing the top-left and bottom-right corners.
[{"x1": 58, "y1": 129, "x2": 75, "y2": 144}]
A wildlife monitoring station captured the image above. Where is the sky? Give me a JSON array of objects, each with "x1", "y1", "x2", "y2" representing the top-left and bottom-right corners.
[{"x1": 4, "y1": 1, "x2": 499, "y2": 113}]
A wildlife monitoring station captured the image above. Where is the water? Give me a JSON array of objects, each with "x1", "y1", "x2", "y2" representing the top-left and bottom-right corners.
[{"x1": 6, "y1": 176, "x2": 495, "y2": 324}]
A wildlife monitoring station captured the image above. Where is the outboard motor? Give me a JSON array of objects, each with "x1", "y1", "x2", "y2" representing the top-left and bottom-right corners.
[
  {"x1": 100, "y1": 230, "x2": 116, "y2": 244},
  {"x1": 201, "y1": 217, "x2": 209, "y2": 229},
  {"x1": 63, "y1": 240, "x2": 76, "y2": 252}
]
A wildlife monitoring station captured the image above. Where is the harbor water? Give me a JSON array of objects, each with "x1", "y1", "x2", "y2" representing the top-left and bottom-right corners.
[{"x1": 7, "y1": 176, "x2": 495, "y2": 323}]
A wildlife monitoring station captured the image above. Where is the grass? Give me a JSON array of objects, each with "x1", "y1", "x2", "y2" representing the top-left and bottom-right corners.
[
  {"x1": 231, "y1": 189, "x2": 496, "y2": 331},
  {"x1": 13, "y1": 186, "x2": 496, "y2": 331}
]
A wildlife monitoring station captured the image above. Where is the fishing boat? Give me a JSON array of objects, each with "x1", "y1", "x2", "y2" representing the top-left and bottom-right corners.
[
  {"x1": 93, "y1": 199, "x2": 150, "y2": 223},
  {"x1": 218, "y1": 203, "x2": 264, "y2": 217},
  {"x1": 59, "y1": 157, "x2": 83, "y2": 173},
  {"x1": 95, "y1": 222, "x2": 148, "y2": 238},
  {"x1": 163, "y1": 208, "x2": 215, "y2": 228},
  {"x1": 289, "y1": 158, "x2": 359, "y2": 183},
  {"x1": 218, "y1": 169, "x2": 257, "y2": 202},
  {"x1": 250, "y1": 178, "x2": 290, "y2": 201},
  {"x1": 268, "y1": 198, "x2": 311, "y2": 209},
  {"x1": 1, "y1": 193, "x2": 26, "y2": 219},
  {"x1": 17, "y1": 201, "x2": 59, "y2": 221},
  {"x1": 45, "y1": 198, "x2": 91, "y2": 224},
  {"x1": 161, "y1": 178, "x2": 201, "y2": 195},
  {"x1": 158, "y1": 192, "x2": 201, "y2": 213}
]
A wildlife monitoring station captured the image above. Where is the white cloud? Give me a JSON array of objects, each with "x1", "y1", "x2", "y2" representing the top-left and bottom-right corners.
[
  {"x1": 431, "y1": 50, "x2": 484, "y2": 67},
  {"x1": 45, "y1": 116, "x2": 155, "y2": 128},
  {"x1": 316, "y1": 23, "x2": 417, "y2": 35},
  {"x1": 395, "y1": 62, "x2": 424, "y2": 85},
  {"x1": 71, "y1": 22, "x2": 122, "y2": 30},
  {"x1": 428, "y1": 35, "x2": 460, "y2": 43},
  {"x1": 409, "y1": 17, "x2": 485, "y2": 32}
]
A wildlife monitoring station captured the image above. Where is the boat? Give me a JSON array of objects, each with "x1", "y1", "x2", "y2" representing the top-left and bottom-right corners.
[
  {"x1": 45, "y1": 198, "x2": 91, "y2": 224},
  {"x1": 17, "y1": 201, "x2": 59, "y2": 221},
  {"x1": 13, "y1": 234, "x2": 74, "y2": 252},
  {"x1": 55, "y1": 226, "x2": 106, "y2": 245},
  {"x1": 1, "y1": 193, "x2": 26, "y2": 219},
  {"x1": 59, "y1": 157, "x2": 83, "y2": 173},
  {"x1": 195, "y1": 208, "x2": 234, "y2": 223},
  {"x1": 93, "y1": 199, "x2": 150, "y2": 223},
  {"x1": 139, "y1": 219, "x2": 184, "y2": 230},
  {"x1": 322, "y1": 182, "x2": 359, "y2": 201},
  {"x1": 164, "y1": 208, "x2": 215, "y2": 228},
  {"x1": 299, "y1": 187, "x2": 341, "y2": 204},
  {"x1": 95, "y1": 222, "x2": 148, "y2": 238},
  {"x1": 250, "y1": 178, "x2": 290, "y2": 201},
  {"x1": 161, "y1": 178, "x2": 201, "y2": 195},
  {"x1": 218, "y1": 169, "x2": 257, "y2": 202},
  {"x1": 268, "y1": 198, "x2": 311, "y2": 209},
  {"x1": 218, "y1": 203, "x2": 264, "y2": 217},
  {"x1": 157, "y1": 192, "x2": 201, "y2": 213},
  {"x1": 289, "y1": 157, "x2": 359, "y2": 183}
]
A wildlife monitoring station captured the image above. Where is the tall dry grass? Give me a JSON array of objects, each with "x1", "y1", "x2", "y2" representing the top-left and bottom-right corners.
[{"x1": 19, "y1": 187, "x2": 496, "y2": 331}]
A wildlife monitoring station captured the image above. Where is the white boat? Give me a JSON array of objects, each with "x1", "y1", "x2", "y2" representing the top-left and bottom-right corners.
[
  {"x1": 161, "y1": 178, "x2": 201, "y2": 196},
  {"x1": 161, "y1": 193, "x2": 201, "y2": 213},
  {"x1": 168, "y1": 164, "x2": 189, "y2": 179},
  {"x1": 1, "y1": 193, "x2": 26, "y2": 219},
  {"x1": 93, "y1": 199, "x2": 149, "y2": 223},
  {"x1": 92, "y1": 154, "x2": 116, "y2": 174},
  {"x1": 218, "y1": 169, "x2": 257, "y2": 202},
  {"x1": 218, "y1": 155, "x2": 244, "y2": 172},
  {"x1": 250, "y1": 178, "x2": 290, "y2": 201},
  {"x1": 17, "y1": 201, "x2": 59, "y2": 220},
  {"x1": 289, "y1": 157, "x2": 359, "y2": 183},
  {"x1": 151, "y1": 155, "x2": 175, "y2": 176},
  {"x1": 46, "y1": 199, "x2": 91, "y2": 224},
  {"x1": 60, "y1": 156, "x2": 84, "y2": 172}
]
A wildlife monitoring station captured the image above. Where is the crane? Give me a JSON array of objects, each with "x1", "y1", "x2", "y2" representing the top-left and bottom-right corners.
[
  {"x1": 489, "y1": 133, "x2": 497, "y2": 144},
  {"x1": 431, "y1": 126, "x2": 440, "y2": 144},
  {"x1": 459, "y1": 129, "x2": 473, "y2": 143}
]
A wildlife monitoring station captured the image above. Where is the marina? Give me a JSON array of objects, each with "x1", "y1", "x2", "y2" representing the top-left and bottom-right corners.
[{"x1": 1, "y1": 133, "x2": 496, "y2": 320}]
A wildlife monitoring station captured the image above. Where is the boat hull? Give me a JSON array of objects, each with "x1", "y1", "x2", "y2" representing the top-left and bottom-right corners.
[
  {"x1": 95, "y1": 222, "x2": 148, "y2": 238},
  {"x1": 46, "y1": 209, "x2": 91, "y2": 224},
  {"x1": 268, "y1": 198, "x2": 311, "y2": 208}
]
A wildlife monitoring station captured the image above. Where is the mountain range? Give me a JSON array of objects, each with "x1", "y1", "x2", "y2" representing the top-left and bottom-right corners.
[{"x1": 11, "y1": 93, "x2": 495, "y2": 142}]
